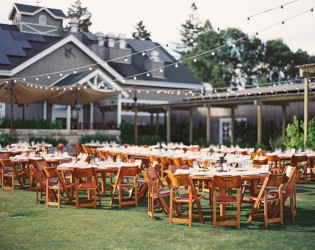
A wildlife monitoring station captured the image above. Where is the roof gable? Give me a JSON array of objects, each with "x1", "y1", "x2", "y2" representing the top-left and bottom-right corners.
[{"x1": 9, "y1": 3, "x2": 67, "y2": 20}]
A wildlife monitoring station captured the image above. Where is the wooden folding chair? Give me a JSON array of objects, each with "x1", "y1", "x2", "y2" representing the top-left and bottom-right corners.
[
  {"x1": 246, "y1": 173, "x2": 286, "y2": 227},
  {"x1": 267, "y1": 155, "x2": 281, "y2": 174},
  {"x1": 42, "y1": 167, "x2": 74, "y2": 208},
  {"x1": 110, "y1": 166, "x2": 139, "y2": 208},
  {"x1": 269, "y1": 169, "x2": 302, "y2": 220},
  {"x1": 142, "y1": 167, "x2": 170, "y2": 220},
  {"x1": 211, "y1": 175, "x2": 242, "y2": 229},
  {"x1": 291, "y1": 155, "x2": 308, "y2": 184},
  {"x1": 0, "y1": 159, "x2": 25, "y2": 191},
  {"x1": 167, "y1": 173, "x2": 205, "y2": 227},
  {"x1": 73, "y1": 167, "x2": 101, "y2": 209}
]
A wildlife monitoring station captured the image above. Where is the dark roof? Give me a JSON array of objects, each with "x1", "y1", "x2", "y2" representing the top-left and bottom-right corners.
[
  {"x1": 53, "y1": 71, "x2": 92, "y2": 86},
  {"x1": 0, "y1": 24, "x2": 60, "y2": 69},
  {"x1": 10, "y1": 3, "x2": 67, "y2": 19}
]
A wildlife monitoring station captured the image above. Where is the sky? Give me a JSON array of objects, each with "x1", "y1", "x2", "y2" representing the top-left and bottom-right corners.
[{"x1": 0, "y1": 0, "x2": 315, "y2": 57}]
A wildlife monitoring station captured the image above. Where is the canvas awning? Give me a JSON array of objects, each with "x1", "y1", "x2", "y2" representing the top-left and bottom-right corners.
[{"x1": 0, "y1": 80, "x2": 120, "y2": 105}]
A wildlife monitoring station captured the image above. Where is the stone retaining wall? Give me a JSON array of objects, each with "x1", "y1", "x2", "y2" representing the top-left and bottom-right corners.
[{"x1": 0, "y1": 129, "x2": 120, "y2": 153}]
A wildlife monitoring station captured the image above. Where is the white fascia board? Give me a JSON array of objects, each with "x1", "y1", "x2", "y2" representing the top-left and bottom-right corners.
[
  {"x1": 121, "y1": 98, "x2": 169, "y2": 104},
  {"x1": 9, "y1": 4, "x2": 65, "y2": 20},
  {"x1": 124, "y1": 79, "x2": 203, "y2": 90},
  {"x1": 0, "y1": 35, "x2": 125, "y2": 83}
]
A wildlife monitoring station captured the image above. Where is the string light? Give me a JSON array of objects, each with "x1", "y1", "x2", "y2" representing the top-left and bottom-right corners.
[
  {"x1": 175, "y1": 63, "x2": 179, "y2": 68},
  {"x1": 36, "y1": 76, "x2": 39, "y2": 81},
  {"x1": 124, "y1": 57, "x2": 128, "y2": 62},
  {"x1": 189, "y1": 37, "x2": 194, "y2": 43},
  {"x1": 134, "y1": 76, "x2": 137, "y2": 80},
  {"x1": 89, "y1": 65, "x2": 92, "y2": 71},
  {"x1": 47, "y1": 74, "x2": 50, "y2": 79},
  {"x1": 146, "y1": 73, "x2": 150, "y2": 77},
  {"x1": 146, "y1": 90, "x2": 149, "y2": 93},
  {"x1": 232, "y1": 42, "x2": 236, "y2": 48},
  {"x1": 255, "y1": 32, "x2": 259, "y2": 38},
  {"x1": 23, "y1": 78, "x2": 26, "y2": 81},
  {"x1": 193, "y1": 57, "x2": 197, "y2": 62},
  {"x1": 14, "y1": 79, "x2": 17, "y2": 83},
  {"x1": 281, "y1": 21, "x2": 285, "y2": 28},
  {"x1": 73, "y1": 69, "x2": 77, "y2": 74},
  {"x1": 138, "y1": 90, "x2": 141, "y2": 93},
  {"x1": 247, "y1": 17, "x2": 250, "y2": 24},
  {"x1": 160, "y1": 68, "x2": 163, "y2": 73},
  {"x1": 216, "y1": 28, "x2": 220, "y2": 34},
  {"x1": 211, "y1": 51, "x2": 215, "y2": 56},
  {"x1": 142, "y1": 52, "x2": 146, "y2": 56},
  {"x1": 122, "y1": 79, "x2": 126, "y2": 83},
  {"x1": 60, "y1": 72, "x2": 63, "y2": 77}
]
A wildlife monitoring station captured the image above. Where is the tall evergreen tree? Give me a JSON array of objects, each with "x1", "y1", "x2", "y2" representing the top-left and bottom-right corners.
[
  {"x1": 178, "y1": 3, "x2": 205, "y2": 52},
  {"x1": 132, "y1": 21, "x2": 151, "y2": 41},
  {"x1": 67, "y1": 0, "x2": 92, "y2": 32}
]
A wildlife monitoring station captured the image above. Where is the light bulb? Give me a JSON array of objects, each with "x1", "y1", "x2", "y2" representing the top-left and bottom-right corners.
[
  {"x1": 232, "y1": 42, "x2": 236, "y2": 48},
  {"x1": 189, "y1": 37, "x2": 194, "y2": 43},
  {"x1": 175, "y1": 63, "x2": 178, "y2": 68},
  {"x1": 60, "y1": 72, "x2": 63, "y2": 77},
  {"x1": 142, "y1": 52, "x2": 145, "y2": 56},
  {"x1": 160, "y1": 68, "x2": 163, "y2": 73},
  {"x1": 74, "y1": 69, "x2": 77, "y2": 74},
  {"x1": 146, "y1": 90, "x2": 149, "y2": 93},
  {"x1": 138, "y1": 90, "x2": 141, "y2": 93},
  {"x1": 281, "y1": 21, "x2": 284, "y2": 28},
  {"x1": 255, "y1": 32, "x2": 259, "y2": 38},
  {"x1": 247, "y1": 17, "x2": 250, "y2": 24},
  {"x1": 23, "y1": 78, "x2": 26, "y2": 81},
  {"x1": 27, "y1": 83, "x2": 30, "y2": 86},
  {"x1": 89, "y1": 65, "x2": 92, "y2": 71},
  {"x1": 216, "y1": 28, "x2": 220, "y2": 34},
  {"x1": 146, "y1": 73, "x2": 150, "y2": 77},
  {"x1": 211, "y1": 51, "x2": 215, "y2": 56},
  {"x1": 122, "y1": 79, "x2": 126, "y2": 83},
  {"x1": 40, "y1": 86, "x2": 42, "y2": 89},
  {"x1": 124, "y1": 57, "x2": 127, "y2": 62},
  {"x1": 47, "y1": 74, "x2": 50, "y2": 79},
  {"x1": 193, "y1": 57, "x2": 197, "y2": 62},
  {"x1": 134, "y1": 76, "x2": 137, "y2": 80},
  {"x1": 36, "y1": 77, "x2": 39, "y2": 81}
]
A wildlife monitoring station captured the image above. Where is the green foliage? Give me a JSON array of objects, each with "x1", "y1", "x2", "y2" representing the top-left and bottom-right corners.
[
  {"x1": 68, "y1": 0, "x2": 92, "y2": 32},
  {"x1": 192, "y1": 138, "x2": 216, "y2": 147},
  {"x1": 29, "y1": 136, "x2": 68, "y2": 147},
  {"x1": 285, "y1": 116, "x2": 315, "y2": 150},
  {"x1": 79, "y1": 134, "x2": 118, "y2": 145},
  {"x1": 0, "y1": 116, "x2": 62, "y2": 129},
  {"x1": 178, "y1": 21, "x2": 315, "y2": 87},
  {"x1": 137, "y1": 135, "x2": 162, "y2": 146},
  {"x1": 132, "y1": 21, "x2": 151, "y2": 41},
  {"x1": 269, "y1": 136, "x2": 287, "y2": 152},
  {"x1": 120, "y1": 123, "x2": 135, "y2": 145},
  {"x1": 0, "y1": 133, "x2": 18, "y2": 146}
]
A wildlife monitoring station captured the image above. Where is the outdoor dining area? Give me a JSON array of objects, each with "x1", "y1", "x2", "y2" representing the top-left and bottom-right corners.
[{"x1": 1, "y1": 140, "x2": 314, "y2": 232}]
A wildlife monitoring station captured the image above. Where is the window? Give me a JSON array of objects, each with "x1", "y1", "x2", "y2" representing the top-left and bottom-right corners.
[
  {"x1": 219, "y1": 117, "x2": 247, "y2": 144},
  {"x1": 39, "y1": 15, "x2": 47, "y2": 25}
]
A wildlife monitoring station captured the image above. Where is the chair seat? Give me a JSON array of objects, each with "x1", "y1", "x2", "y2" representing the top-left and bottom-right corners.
[
  {"x1": 216, "y1": 195, "x2": 237, "y2": 203},
  {"x1": 78, "y1": 183, "x2": 96, "y2": 189},
  {"x1": 136, "y1": 178, "x2": 146, "y2": 184},
  {"x1": 153, "y1": 189, "x2": 170, "y2": 198},
  {"x1": 246, "y1": 193, "x2": 277, "y2": 201},
  {"x1": 268, "y1": 189, "x2": 290, "y2": 196},
  {"x1": 242, "y1": 183, "x2": 251, "y2": 187},
  {"x1": 120, "y1": 183, "x2": 134, "y2": 188},
  {"x1": 174, "y1": 192, "x2": 203, "y2": 201}
]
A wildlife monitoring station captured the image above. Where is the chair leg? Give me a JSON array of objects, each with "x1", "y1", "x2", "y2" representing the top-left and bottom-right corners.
[
  {"x1": 264, "y1": 196, "x2": 268, "y2": 228},
  {"x1": 169, "y1": 190, "x2": 173, "y2": 225}
]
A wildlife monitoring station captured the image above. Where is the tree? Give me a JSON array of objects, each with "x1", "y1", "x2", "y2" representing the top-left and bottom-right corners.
[
  {"x1": 67, "y1": 0, "x2": 92, "y2": 32},
  {"x1": 178, "y1": 2, "x2": 206, "y2": 52},
  {"x1": 132, "y1": 21, "x2": 151, "y2": 41}
]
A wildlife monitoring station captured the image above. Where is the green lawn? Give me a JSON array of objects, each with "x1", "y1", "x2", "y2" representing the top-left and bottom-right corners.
[{"x1": 0, "y1": 181, "x2": 315, "y2": 249}]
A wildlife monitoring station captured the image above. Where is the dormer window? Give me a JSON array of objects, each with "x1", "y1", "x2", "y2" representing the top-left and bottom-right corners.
[{"x1": 39, "y1": 15, "x2": 46, "y2": 25}]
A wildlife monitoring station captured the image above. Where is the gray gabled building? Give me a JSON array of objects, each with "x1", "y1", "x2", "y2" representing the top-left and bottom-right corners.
[{"x1": 0, "y1": 3, "x2": 202, "y2": 130}]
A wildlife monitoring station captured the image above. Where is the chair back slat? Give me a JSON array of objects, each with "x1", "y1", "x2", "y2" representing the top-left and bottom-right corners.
[
  {"x1": 167, "y1": 173, "x2": 190, "y2": 187},
  {"x1": 291, "y1": 155, "x2": 307, "y2": 167},
  {"x1": 120, "y1": 166, "x2": 139, "y2": 176},
  {"x1": 212, "y1": 175, "x2": 242, "y2": 189},
  {"x1": 267, "y1": 173, "x2": 287, "y2": 187},
  {"x1": 73, "y1": 167, "x2": 95, "y2": 178},
  {"x1": 42, "y1": 167, "x2": 58, "y2": 178}
]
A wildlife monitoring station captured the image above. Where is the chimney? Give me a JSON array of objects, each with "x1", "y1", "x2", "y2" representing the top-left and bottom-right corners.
[
  {"x1": 116, "y1": 33, "x2": 126, "y2": 49},
  {"x1": 95, "y1": 32, "x2": 105, "y2": 46},
  {"x1": 68, "y1": 15, "x2": 79, "y2": 33},
  {"x1": 145, "y1": 50, "x2": 165, "y2": 78},
  {"x1": 106, "y1": 32, "x2": 115, "y2": 48}
]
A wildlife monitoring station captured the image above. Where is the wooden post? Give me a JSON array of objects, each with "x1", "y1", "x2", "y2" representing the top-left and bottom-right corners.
[
  {"x1": 231, "y1": 107, "x2": 235, "y2": 145},
  {"x1": 76, "y1": 87, "x2": 80, "y2": 130},
  {"x1": 257, "y1": 102, "x2": 262, "y2": 146},
  {"x1": 156, "y1": 112, "x2": 159, "y2": 135},
  {"x1": 206, "y1": 105, "x2": 211, "y2": 142},
  {"x1": 304, "y1": 77, "x2": 309, "y2": 148},
  {"x1": 89, "y1": 103, "x2": 93, "y2": 130},
  {"x1": 150, "y1": 113, "x2": 153, "y2": 126},
  {"x1": 189, "y1": 109, "x2": 193, "y2": 144},
  {"x1": 10, "y1": 80, "x2": 13, "y2": 133},
  {"x1": 101, "y1": 110, "x2": 105, "y2": 129},
  {"x1": 166, "y1": 107, "x2": 171, "y2": 143},
  {"x1": 282, "y1": 104, "x2": 287, "y2": 139},
  {"x1": 134, "y1": 88, "x2": 138, "y2": 145},
  {"x1": 22, "y1": 104, "x2": 25, "y2": 129}
]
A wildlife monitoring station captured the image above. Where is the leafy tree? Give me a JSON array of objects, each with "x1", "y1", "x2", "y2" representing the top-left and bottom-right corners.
[
  {"x1": 132, "y1": 21, "x2": 151, "y2": 41},
  {"x1": 177, "y1": 3, "x2": 206, "y2": 52},
  {"x1": 67, "y1": 0, "x2": 92, "y2": 32}
]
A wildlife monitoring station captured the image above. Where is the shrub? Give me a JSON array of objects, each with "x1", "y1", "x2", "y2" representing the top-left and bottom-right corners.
[
  {"x1": 0, "y1": 133, "x2": 18, "y2": 146},
  {"x1": 79, "y1": 133, "x2": 118, "y2": 145},
  {"x1": 29, "y1": 136, "x2": 68, "y2": 147},
  {"x1": 119, "y1": 123, "x2": 134, "y2": 144},
  {"x1": 137, "y1": 135, "x2": 162, "y2": 146},
  {"x1": 269, "y1": 136, "x2": 286, "y2": 152},
  {"x1": 0, "y1": 116, "x2": 62, "y2": 129}
]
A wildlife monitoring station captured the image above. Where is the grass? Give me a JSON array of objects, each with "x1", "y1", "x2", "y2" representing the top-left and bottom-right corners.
[{"x1": 1, "y1": 180, "x2": 315, "y2": 249}]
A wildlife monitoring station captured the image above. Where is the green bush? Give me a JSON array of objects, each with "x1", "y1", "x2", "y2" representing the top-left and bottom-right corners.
[
  {"x1": 79, "y1": 133, "x2": 118, "y2": 145},
  {"x1": 119, "y1": 123, "x2": 134, "y2": 144},
  {"x1": 0, "y1": 116, "x2": 62, "y2": 129},
  {"x1": 29, "y1": 136, "x2": 68, "y2": 147},
  {"x1": 192, "y1": 138, "x2": 217, "y2": 147},
  {"x1": 0, "y1": 133, "x2": 18, "y2": 146},
  {"x1": 137, "y1": 135, "x2": 162, "y2": 146},
  {"x1": 285, "y1": 116, "x2": 315, "y2": 150},
  {"x1": 269, "y1": 136, "x2": 286, "y2": 152}
]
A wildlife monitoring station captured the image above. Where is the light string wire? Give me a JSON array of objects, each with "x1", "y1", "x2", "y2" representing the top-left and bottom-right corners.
[
  {"x1": 2, "y1": 2, "x2": 314, "y2": 96},
  {"x1": 2, "y1": 0, "x2": 302, "y2": 83}
]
